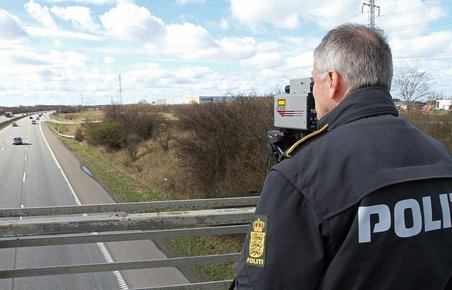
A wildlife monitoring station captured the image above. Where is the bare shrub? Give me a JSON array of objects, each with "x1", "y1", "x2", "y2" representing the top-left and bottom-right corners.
[
  {"x1": 74, "y1": 127, "x2": 84, "y2": 142},
  {"x1": 175, "y1": 97, "x2": 273, "y2": 198},
  {"x1": 156, "y1": 123, "x2": 172, "y2": 152}
]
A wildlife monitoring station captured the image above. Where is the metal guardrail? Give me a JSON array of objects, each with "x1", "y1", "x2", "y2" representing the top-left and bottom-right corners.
[{"x1": 0, "y1": 197, "x2": 258, "y2": 289}]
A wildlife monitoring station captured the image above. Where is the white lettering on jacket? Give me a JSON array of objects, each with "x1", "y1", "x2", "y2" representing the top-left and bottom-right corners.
[{"x1": 358, "y1": 193, "x2": 452, "y2": 243}]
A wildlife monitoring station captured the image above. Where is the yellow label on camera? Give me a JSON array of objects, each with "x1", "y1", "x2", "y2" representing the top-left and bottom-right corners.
[{"x1": 277, "y1": 99, "x2": 286, "y2": 106}]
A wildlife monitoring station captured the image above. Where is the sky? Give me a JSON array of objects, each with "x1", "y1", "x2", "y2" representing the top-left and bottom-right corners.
[{"x1": 0, "y1": 0, "x2": 451, "y2": 106}]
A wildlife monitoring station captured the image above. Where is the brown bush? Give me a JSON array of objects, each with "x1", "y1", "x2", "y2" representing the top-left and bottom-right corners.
[
  {"x1": 74, "y1": 127, "x2": 84, "y2": 142},
  {"x1": 105, "y1": 104, "x2": 167, "y2": 140},
  {"x1": 175, "y1": 98, "x2": 274, "y2": 198}
]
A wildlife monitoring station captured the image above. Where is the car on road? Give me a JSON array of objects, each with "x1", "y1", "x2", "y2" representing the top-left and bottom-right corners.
[
  {"x1": 12, "y1": 137, "x2": 23, "y2": 145},
  {"x1": 29, "y1": 116, "x2": 33, "y2": 119},
  {"x1": 32, "y1": 120, "x2": 37, "y2": 125},
  {"x1": 12, "y1": 122, "x2": 18, "y2": 127}
]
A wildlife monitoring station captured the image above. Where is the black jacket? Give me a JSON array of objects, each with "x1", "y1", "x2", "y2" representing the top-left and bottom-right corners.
[{"x1": 235, "y1": 87, "x2": 452, "y2": 289}]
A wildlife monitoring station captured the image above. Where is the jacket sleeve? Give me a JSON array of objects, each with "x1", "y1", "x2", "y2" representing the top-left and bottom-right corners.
[{"x1": 235, "y1": 168, "x2": 327, "y2": 289}]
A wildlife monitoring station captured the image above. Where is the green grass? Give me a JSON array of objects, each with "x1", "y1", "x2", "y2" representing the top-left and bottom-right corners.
[{"x1": 168, "y1": 235, "x2": 242, "y2": 281}]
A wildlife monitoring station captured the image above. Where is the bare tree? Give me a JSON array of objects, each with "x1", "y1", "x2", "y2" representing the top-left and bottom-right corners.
[{"x1": 392, "y1": 66, "x2": 432, "y2": 113}]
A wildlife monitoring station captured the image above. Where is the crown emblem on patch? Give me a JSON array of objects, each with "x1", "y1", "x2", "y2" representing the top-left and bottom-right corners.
[{"x1": 252, "y1": 218, "x2": 265, "y2": 232}]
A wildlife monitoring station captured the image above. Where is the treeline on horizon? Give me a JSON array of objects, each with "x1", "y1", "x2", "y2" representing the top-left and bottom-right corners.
[{"x1": 0, "y1": 105, "x2": 87, "y2": 115}]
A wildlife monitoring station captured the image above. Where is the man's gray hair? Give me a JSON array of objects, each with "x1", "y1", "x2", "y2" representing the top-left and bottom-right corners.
[{"x1": 314, "y1": 23, "x2": 393, "y2": 91}]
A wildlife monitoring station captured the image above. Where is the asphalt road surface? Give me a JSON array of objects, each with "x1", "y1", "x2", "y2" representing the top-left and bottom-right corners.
[{"x1": 0, "y1": 114, "x2": 188, "y2": 289}]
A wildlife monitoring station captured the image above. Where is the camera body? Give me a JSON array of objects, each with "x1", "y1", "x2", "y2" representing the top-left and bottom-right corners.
[{"x1": 267, "y1": 78, "x2": 318, "y2": 161}]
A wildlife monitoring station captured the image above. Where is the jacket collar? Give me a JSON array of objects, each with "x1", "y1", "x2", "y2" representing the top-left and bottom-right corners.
[{"x1": 317, "y1": 86, "x2": 399, "y2": 130}]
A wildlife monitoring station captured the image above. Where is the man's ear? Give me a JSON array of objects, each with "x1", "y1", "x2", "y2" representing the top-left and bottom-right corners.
[{"x1": 327, "y1": 70, "x2": 346, "y2": 104}]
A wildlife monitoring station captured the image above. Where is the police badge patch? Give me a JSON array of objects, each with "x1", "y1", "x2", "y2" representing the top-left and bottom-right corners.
[{"x1": 245, "y1": 215, "x2": 268, "y2": 267}]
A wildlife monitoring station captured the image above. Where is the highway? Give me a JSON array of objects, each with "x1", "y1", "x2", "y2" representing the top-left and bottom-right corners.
[{"x1": 0, "y1": 114, "x2": 188, "y2": 289}]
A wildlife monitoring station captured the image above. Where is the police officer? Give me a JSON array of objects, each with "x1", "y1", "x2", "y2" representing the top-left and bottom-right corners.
[{"x1": 234, "y1": 23, "x2": 452, "y2": 289}]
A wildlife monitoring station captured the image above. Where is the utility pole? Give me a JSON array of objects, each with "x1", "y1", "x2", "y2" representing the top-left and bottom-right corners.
[
  {"x1": 362, "y1": 0, "x2": 380, "y2": 28},
  {"x1": 118, "y1": 74, "x2": 123, "y2": 105}
]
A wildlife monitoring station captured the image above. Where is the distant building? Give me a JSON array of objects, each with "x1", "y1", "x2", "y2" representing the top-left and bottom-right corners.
[
  {"x1": 436, "y1": 100, "x2": 451, "y2": 111},
  {"x1": 156, "y1": 99, "x2": 166, "y2": 105}
]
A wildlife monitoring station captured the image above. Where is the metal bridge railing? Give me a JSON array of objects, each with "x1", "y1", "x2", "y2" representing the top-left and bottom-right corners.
[{"x1": 0, "y1": 196, "x2": 258, "y2": 289}]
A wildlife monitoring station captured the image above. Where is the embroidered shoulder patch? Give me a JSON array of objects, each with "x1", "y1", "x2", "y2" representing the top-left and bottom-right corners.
[{"x1": 245, "y1": 215, "x2": 268, "y2": 267}]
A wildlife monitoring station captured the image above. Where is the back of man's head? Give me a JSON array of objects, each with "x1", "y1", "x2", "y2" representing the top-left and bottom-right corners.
[{"x1": 314, "y1": 23, "x2": 393, "y2": 92}]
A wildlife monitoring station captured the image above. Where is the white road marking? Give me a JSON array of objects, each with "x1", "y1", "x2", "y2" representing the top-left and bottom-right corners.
[
  {"x1": 39, "y1": 123, "x2": 128, "y2": 289},
  {"x1": 97, "y1": 242, "x2": 129, "y2": 290},
  {"x1": 23, "y1": 172, "x2": 26, "y2": 182}
]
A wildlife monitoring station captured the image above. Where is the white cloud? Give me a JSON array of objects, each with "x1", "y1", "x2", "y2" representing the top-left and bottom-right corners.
[
  {"x1": 175, "y1": 0, "x2": 206, "y2": 5},
  {"x1": 44, "y1": 0, "x2": 119, "y2": 4},
  {"x1": 145, "y1": 23, "x2": 257, "y2": 60},
  {"x1": 0, "y1": 48, "x2": 91, "y2": 104},
  {"x1": 100, "y1": 3, "x2": 165, "y2": 42},
  {"x1": 0, "y1": 9, "x2": 28, "y2": 40},
  {"x1": 230, "y1": 0, "x2": 312, "y2": 29},
  {"x1": 51, "y1": 5, "x2": 100, "y2": 32},
  {"x1": 146, "y1": 22, "x2": 218, "y2": 58},
  {"x1": 101, "y1": 4, "x2": 257, "y2": 61},
  {"x1": 26, "y1": 26, "x2": 104, "y2": 41},
  {"x1": 24, "y1": 0, "x2": 58, "y2": 30},
  {"x1": 219, "y1": 18, "x2": 230, "y2": 30},
  {"x1": 377, "y1": 0, "x2": 446, "y2": 37},
  {"x1": 104, "y1": 56, "x2": 115, "y2": 64},
  {"x1": 1, "y1": 49, "x2": 89, "y2": 68},
  {"x1": 285, "y1": 51, "x2": 313, "y2": 70},
  {"x1": 241, "y1": 52, "x2": 283, "y2": 69},
  {"x1": 391, "y1": 31, "x2": 452, "y2": 59},
  {"x1": 217, "y1": 36, "x2": 256, "y2": 59}
]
